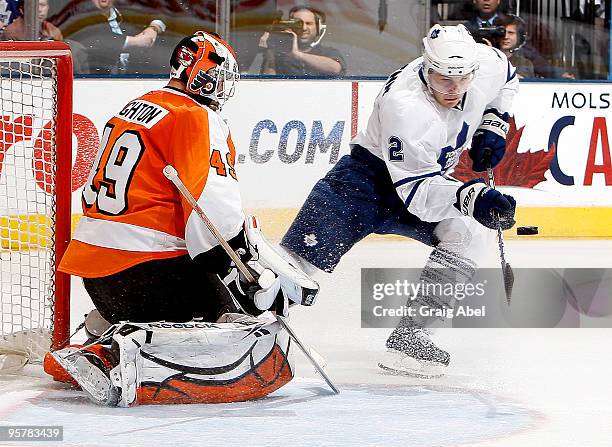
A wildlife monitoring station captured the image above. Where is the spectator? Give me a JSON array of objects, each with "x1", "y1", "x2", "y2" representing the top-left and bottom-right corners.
[
  {"x1": 260, "y1": 5, "x2": 345, "y2": 77},
  {"x1": 56, "y1": 0, "x2": 164, "y2": 74},
  {"x1": 493, "y1": 14, "x2": 534, "y2": 78},
  {"x1": 464, "y1": 0, "x2": 503, "y2": 31},
  {"x1": 519, "y1": 39, "x2": 575, "y2": 79},
  {"x1": 464, "y1": 2, "x2": 575, "y2": 79},
  {"x1": 1, "y1": 0, "x2": 62, "y2": 41}
]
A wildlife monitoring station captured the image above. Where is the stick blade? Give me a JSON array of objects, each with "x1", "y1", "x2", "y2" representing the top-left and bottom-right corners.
[{"x1": 504, "y1": 263, "x2": 514, "y2": 306}]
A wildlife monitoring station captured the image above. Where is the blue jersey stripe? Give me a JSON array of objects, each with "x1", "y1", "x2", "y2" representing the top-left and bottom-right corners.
[
  {"x1": 506, "y1": 61, "x2": 517, "y2": 82},
  {"x1": 393, "y1": 171, "x2": 440, "y2": 188},
  {"x1": 403, "y1": 178, "x2": 428, "y2": 208}
]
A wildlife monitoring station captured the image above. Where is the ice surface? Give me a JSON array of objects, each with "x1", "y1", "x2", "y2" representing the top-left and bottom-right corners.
[
  {"x1": 1, "y1": 240, "x2": 611, "y2": 447},
  {"x1": 0, "y1": 379, "x2": 535, "y2": 447}
]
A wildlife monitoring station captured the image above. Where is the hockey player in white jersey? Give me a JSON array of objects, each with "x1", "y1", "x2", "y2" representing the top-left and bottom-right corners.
[{"x1": 281, "y1": 24, "x2": 519, "y2": 376}]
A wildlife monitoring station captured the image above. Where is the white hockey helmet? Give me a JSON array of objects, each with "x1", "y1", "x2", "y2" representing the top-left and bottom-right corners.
[{"x1": 422, "y1": 24, "x2": 479, "y2": 95}]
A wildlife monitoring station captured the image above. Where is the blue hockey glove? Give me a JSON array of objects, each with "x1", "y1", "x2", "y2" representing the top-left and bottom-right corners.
[
  {"x1": 469, "y1": 109, "x2": 509, "y2": 172},
  {"x1": 454, "y1": 179, "x2": 516, "y2": 230}
]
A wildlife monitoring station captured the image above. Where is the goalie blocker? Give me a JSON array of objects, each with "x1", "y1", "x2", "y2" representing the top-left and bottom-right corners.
[
  {"x1": 244, "y1": 215, "x2": 319, "y2": 308},
  {"x1": 45, "y1": 313, "x2": 293, "y2": 406},
  {"x1": 219, "y1": 215, "x2": 320, "y2": 316}
]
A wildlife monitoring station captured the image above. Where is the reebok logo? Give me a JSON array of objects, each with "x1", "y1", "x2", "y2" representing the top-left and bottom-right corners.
[{"x1": 303, "y1": 293, "x2": 316, "y2": 306}]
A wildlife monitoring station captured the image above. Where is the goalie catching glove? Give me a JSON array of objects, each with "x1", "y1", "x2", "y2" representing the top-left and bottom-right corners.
[
  {"x1": 454, "y1": 178, "x2": 516, "y2": 230},
  {"x1": 222, "y1": 216, "x2": 320, "y2": 316}
]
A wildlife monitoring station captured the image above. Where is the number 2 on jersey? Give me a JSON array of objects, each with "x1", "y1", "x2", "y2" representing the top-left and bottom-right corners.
[
  {"x1": 82, "y1": 124, "x2": 145, "y2": 215},
  {"x1": 388, "y1": 136, "x2": 404, "y2": 162}
]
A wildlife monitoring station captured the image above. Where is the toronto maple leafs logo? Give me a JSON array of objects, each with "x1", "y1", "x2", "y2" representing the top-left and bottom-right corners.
[
  {"x1": 304, "y1": 234, "x2": 318, "y2": 247},
  {"x1": 439, "y1": 146, "x2": 461, "y2": 170},
  {"x1": 430, "y1": 29, "x2": 441, "y2": 39},
  {"x1": 189, "y1": 70, "x2": 215, "y2": 95},
  {"x1": 438, "y1": 122, "x2": 469, "y2": 171}
]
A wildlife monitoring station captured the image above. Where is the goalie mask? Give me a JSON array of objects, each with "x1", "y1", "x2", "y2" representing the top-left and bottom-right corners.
[
  {"x1": 170, "y1": 31, "x2": 239, "y2": 110},
  {"x1": 422, "y1": 24, "x2": 479, "y2": 96}
]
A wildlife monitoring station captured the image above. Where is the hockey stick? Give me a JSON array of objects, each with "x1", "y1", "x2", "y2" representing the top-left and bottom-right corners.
[
  {"x1": 484, "y1": 151, "x2": 514, "y2": 305},
  {"x1": 162, "y1": 165, "x2": 340, "y2": 394},
  {"x1": 162, "y1": 166, "x2": 255, "y2": 283},
  {"x1": 275, "y1": 316, "x2": 339, "y2": 394}
]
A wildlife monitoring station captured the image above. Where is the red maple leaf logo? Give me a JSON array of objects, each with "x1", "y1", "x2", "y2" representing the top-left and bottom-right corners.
[{"x1": 453, "y1": 116, "x2": 555, "y2": 187}]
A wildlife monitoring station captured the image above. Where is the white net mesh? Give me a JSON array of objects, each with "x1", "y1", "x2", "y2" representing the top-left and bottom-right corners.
[{"x1": 0, "y1": 57, "x2": 59, "y2": 369}]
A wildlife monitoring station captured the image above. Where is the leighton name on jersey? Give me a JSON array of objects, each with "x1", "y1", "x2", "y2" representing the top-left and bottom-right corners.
[{"x1": 117, "y1": 100, "x2": 168, "y2": 128}]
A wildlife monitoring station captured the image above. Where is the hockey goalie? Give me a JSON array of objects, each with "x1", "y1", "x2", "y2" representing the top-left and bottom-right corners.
[{"x1": 44, "y1": 31, "x2": 319, "y2": 406}]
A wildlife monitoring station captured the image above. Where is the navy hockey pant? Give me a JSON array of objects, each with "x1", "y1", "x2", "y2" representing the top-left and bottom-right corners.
[{"x1": 281, "y1": 145, "x2": 438, "y2": 272}]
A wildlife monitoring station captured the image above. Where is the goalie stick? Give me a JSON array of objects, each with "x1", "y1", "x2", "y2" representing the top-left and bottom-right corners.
[{"x1": 162, "y1": 165, "x2": 340, "y2": 395}]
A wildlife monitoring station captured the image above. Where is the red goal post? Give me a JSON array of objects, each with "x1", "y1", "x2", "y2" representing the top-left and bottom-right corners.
[{"x1": 0, "y1": 41, "x2": 72, "y2": 369}]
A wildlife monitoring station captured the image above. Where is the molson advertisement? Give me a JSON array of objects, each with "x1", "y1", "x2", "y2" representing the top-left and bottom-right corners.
[{"x1": 1, "y1": 79, "x2": 611, "y2": 237}]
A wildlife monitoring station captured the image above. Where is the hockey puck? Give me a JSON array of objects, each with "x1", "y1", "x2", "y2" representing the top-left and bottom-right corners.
[{"x1": 517, "y1": 226, "x2": 539, "y2": 235}]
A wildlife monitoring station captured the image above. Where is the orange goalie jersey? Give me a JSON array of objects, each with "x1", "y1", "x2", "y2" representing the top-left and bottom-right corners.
[{"x1": 60, "y1": 87, "x2": 244, "y2": 278}]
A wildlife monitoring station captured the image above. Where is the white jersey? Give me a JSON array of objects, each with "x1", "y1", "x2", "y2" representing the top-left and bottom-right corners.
[{"x1": 352, "y1": 45, "x2": 519, "y2": 223}]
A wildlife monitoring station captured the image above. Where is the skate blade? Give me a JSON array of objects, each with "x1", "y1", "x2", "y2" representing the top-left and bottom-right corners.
[
  {"x1": 377, "y1": 350, "x2": 447, "y2": 379},
  {"x1": 377, "y1": 362, "x2": 445, "y2": 379},
  {"x1": 51, "y1": 351, "x2": 118, "y2": 406}
]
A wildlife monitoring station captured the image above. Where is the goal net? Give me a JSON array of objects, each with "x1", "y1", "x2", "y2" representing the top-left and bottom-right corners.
[{"x1": 0, "y1": 42, "x2": 72, "y2": 372}]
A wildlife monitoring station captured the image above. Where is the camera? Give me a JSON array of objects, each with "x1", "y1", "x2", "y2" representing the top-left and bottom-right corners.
[
  {"x1": 266, "y1": 18, "x2": 304, "y2": 53},
  {"x1": 471, "y1": 25, "x2": 506, "y2": 44}
]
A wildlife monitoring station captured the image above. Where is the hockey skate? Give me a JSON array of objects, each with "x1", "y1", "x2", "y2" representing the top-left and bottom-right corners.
[
  {"x1": 51, "y1": 346, "x2": 120, "y2": 406},
  {"x1": 378, "y1": 327, "x2": 450, "y2": 378}
]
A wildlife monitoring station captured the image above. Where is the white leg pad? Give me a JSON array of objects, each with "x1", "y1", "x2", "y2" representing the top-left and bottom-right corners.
[{"x1": 111, "y1": 312, "x2": 292, "y2": 406}]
